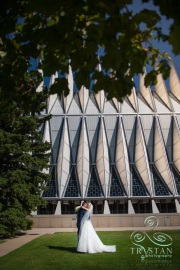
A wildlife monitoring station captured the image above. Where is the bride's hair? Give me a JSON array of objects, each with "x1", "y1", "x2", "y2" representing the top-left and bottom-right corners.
[{"x1": 81, "y1": 201, "x2": 87, "y2": 206}]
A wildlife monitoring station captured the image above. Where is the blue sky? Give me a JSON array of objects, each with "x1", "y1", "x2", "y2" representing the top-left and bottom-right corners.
[
  {"x1": 130, "y1": 0, "x2": 180, "y2": 77},
  {"x1": 43, "y1": 1, "x2": 179, "y2": 91}
]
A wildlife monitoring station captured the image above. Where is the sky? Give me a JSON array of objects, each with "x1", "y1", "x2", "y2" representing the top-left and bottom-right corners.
[
  {"x1": 130, "y1": 0, "x2": 180, "y2": 79},
  {"x1": 43, "y1": 1, "x2": 180, "y2": 91}
]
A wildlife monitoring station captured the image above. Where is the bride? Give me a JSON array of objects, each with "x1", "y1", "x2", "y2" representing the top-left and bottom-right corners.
[{"x1": 77, "y1": 203, "x2": 116, "y2": 253}]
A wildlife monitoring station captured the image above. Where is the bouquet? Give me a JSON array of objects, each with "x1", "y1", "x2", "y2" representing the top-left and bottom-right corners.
[{"x1": 75, "y1": 206, "x2": 81, "y2": 212}]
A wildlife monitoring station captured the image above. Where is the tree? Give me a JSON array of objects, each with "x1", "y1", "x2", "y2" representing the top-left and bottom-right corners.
[
  {"x1": 0, "y1": 44, "x2": 51, "y2": 237},
  {"x1": 143, "y1": 0, "x2": 180, "y2": 55},
  {"x1": 0, "y1": 90, "x2": 51, "y2": 237},
  {"x1": 1, "y1": 0, "x2": 178, "y2": 102}
]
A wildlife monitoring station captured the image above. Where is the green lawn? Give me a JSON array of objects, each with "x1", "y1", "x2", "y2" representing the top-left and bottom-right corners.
[{"x1": 0, "y1": 230, "x2": 179, "y2": 270}]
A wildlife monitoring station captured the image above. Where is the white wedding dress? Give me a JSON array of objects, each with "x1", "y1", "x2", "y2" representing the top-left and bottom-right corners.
[{"x1": 77, "y1": 205, "x2": 116, "y2": 253}]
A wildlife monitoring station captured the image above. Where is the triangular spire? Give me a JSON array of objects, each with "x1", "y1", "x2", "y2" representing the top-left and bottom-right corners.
[
  {"x1": 86, "y1": 93, "x2": 99, "y2": 114},
  {"x1": 79, "y1": 85, "x2": 89, "y2": 113},
  {"x1": 135, "y1": 117, "x2": 152, "y2": 194},
  {"x1": 47, "y1": 72, "x2": 59, "y2": 113},
  {"x1": 112, "y1": 97, "x2": 121, "y2": 112},
  {"x1": 50, "y1": 96, "x2": 64, "y2": 114},
  {"x1": 116, "y1": 118, "x2": 130, "y2": 195},
  {"x1": 169, "y1": 60, "x2": 180, "y2": 100},
  {"x1": 104, "y1": 99, "x2": 117, "y2": 113},
  {"x1": 158, "y1": 115, "x2": 172, "y2": 161},
  {"x1": 64, "y1": 65, "x2": 74, "y2": 113},
  {"x1": 154, "y1": 116, "x2": 173, "y2": 193},
  {"x1": 122, "y1": 115, "x2": 136, "y2": 162},
  {"x1": 67, "y1": 116, "x2": 82, "y2": 163},
  {"x1": 140, "y1": 115, "x2": 154, "y2": 162},
  {"x1": 68, "y1": 93, "x2": 82, "y2": 114},
  {"x1": 154, "y1": 71, "x2": 173, "y2": 111},
  {"x1": 136, "y1": 92, "x2": 153, "y2": 113},
  {"x1": 50, "y1": 116, "x2": 64, "y2": 163},
  {"x1": 57, "y1": 118, "x2": 70, "y2": 197},
  {"x1": 127, "y1": 87, "x2": 137, "y2": 111},
  {"x1": 95, "y1": 90, "x2": 105, "y2": 112},
  {"x1": 104, "y1": 115, "x2": 118, "y2": 163},
  {"x1": 121, "y1": 96, "x2": 135, "y2": 113},
  {"x1": 85, "y1": 115, "x2": 100, "y2": 163},
  {"x1": 139, "y1": 70, "x2": 155, "y2": 111},
  {"x1": 76, "y1": 118, "x2": 90, "y2": 198},
  {"x1": 96, "y1": 118, "x2": 110, "y2": 197}
]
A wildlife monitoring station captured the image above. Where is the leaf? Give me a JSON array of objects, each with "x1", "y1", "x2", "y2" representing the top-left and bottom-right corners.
[
  {"x1": 134, "y1": 9, "x2": 160, "y2": 27},
  {"x1": 157, "y1": 59, "x2": 170, "y2": 79},
  {"x1": 169, "y1": 25, "x2": 180, "y2": 55},
  {"x1": 144, "y1": 70, "x2": 158, "y2": 87},
  {"x1": 49, "y1": 77, "x2": 69, "y2": 96}
]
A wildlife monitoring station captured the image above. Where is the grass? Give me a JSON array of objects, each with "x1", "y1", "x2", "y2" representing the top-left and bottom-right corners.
[{"x1": 0, "y1": 230, "x2": 179, "y2": 270}]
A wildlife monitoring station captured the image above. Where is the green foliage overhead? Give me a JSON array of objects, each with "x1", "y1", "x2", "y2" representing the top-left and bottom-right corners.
[
  {"x1": 143, "y1": 0, "x2": 180, "y2": 55},
  {"x1": 1, "y1": 0, "x2": 177, "y2": 102}
]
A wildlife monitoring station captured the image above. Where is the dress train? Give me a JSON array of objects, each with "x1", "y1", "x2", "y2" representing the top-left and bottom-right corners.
[{"x1": 77, "y1": 205, "x2": 116, "y2": 253}]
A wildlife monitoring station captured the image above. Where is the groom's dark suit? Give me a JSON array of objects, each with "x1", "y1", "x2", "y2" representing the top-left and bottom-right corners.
[{"x1": 77, "y1": 207, "x2": 87, "y2": 236}]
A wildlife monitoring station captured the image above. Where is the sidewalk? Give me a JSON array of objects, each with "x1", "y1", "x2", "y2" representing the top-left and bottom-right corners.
[{"x1": 0, "y1": 226, "x2": 180, "y2": 257}]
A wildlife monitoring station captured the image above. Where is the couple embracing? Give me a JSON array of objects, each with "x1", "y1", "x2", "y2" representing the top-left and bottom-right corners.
[{"x1": 76, "y1": 201, "x2": 116, "y2": 253}]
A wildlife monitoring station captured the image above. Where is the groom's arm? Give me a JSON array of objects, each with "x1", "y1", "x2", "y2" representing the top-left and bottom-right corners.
[
  {"x1": 78, "y1": 208, "x2": 87, "y2": 223},
  {"x1": 77, "y1": 208, "x2": 86, "y2": 226},
  {"x1": 79, "y1": 208, "x2": 87, "y2": 220}
]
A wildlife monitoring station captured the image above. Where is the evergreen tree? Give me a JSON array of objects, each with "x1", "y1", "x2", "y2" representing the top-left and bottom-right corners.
[
  {"x1": 0, "y1": 106, "x2": 51, "y2": 237},
  {"x1": 0, "y1": 51, "x2": 51, "y2": 237}
]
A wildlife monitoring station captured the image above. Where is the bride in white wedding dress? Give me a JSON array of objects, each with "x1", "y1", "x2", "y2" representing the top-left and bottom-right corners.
[{"x1": 77, "y1": 203, "x2": 116, "y2": 253}]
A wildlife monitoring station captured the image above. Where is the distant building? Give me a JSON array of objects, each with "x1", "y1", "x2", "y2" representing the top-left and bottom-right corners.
[{"x1": 38, "y1": 62, "x2": 180, "y2": 215}]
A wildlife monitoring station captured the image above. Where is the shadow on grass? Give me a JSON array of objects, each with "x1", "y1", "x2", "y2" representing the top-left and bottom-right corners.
[
  {"x1": 28, "y1": 233, "x2": 40, "y2": 235},
  {"x1": 48, "y1": 245, "x2": 77, "y2": 253}
]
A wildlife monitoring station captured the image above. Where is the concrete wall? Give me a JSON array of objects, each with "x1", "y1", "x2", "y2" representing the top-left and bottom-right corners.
[{"x1": 29, "y1": 213, "x2": 180, "y2": 228}]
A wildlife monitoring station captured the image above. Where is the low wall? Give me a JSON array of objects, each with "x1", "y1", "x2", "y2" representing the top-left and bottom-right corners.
[{"x1": 29, "y1": 213, "x2": 180, "y2": 228}]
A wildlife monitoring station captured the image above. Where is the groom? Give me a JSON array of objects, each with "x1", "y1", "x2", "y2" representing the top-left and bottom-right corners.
[{"x1": 76, "y1": 201, "x2": 88, "y2": 237}]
